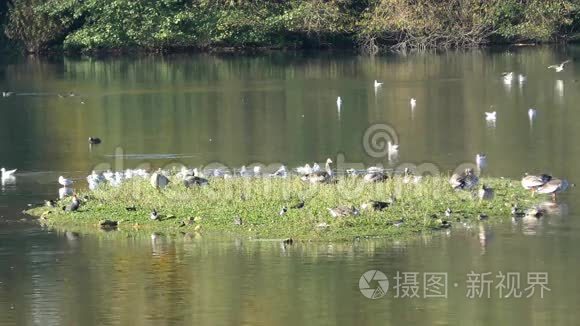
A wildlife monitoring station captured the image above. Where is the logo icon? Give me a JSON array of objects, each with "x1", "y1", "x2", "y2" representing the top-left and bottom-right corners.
[
  {"x1": 359, "y1": 270, "x2": 389, "y2": 299},
  {"x1": 362, "y1": 124, "x2": 399, "y2": 158}
]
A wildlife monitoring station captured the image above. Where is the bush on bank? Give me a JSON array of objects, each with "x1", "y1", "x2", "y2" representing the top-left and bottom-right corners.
[{"x1": 3, "y1": 0, "x2": 580, "y2": 54}]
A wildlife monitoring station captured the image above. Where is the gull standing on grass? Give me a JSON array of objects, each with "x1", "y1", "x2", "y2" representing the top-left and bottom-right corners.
[
  {"x1": 548, "y1": 60, "x2": 571, "y2": 72},
  {"x1": 270, "y1": 165, "x2": 287, "y2": 178},
  {"x1": 150, "y1": 169, "x2": 169, "y2": 189},
  {"x1": 388, "y1": 141, "x2": 399, "y2": 162}
]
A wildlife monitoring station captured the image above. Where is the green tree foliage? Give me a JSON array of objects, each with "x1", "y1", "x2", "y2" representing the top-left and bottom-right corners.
[
  {"x1": 4, "y1": 0, "x2": 72, "y2": 53},
  {"x1": 2, "y1": 0, "x2": 580, "y2": 53},
  {"x1": 359, "y1": 0, "x2": 580, "y2": 52}
]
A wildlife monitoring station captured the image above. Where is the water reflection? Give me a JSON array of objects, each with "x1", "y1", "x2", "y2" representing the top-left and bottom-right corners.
[
  {"x1": 556, "y1": 79, "x2": 564, "y2": 98},
  {"x1": 1, "y1": 47, "x2": 580, "y2": 325},
  {"x1": 1, "y1": 177, "x2": 15, "y2": 191}
]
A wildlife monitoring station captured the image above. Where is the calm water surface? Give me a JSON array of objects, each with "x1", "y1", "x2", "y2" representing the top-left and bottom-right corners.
[{"x1": 1, "y1": 47, "x2": 580, "y2": 325}]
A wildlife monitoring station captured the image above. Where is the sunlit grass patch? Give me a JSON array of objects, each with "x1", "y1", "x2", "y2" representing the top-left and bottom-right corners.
[{"x1": 26, "y1": 176, "x2": 537, "y2": 241}]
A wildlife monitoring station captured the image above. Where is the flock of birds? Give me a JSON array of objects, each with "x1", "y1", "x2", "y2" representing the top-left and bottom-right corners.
[
  {"x1": 338, "y1": 59, "x2": 573, "y2": 128},
  {"x1": 2, "y1": 58, "x2": 574, "y2": 225},
  {"x1": 483, "y1": 59, "x2": 573, "y2": 125},
  {"x1": 19, "y1": 148, "x2": 568, "y2": 225}
]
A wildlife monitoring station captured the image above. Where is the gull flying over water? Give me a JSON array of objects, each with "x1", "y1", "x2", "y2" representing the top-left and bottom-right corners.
[
  {"x1": 548, "y1": 60, "x2": 571, "y2": 72},
  {"x1": 410, "y1": 98, "x2": 416, "y2": 109},
  {"x1": 374, "y1": 80, "x2": 383, "y2": 88},
  {"x1": 1, "y1": 168, "x2": 16, "y2": 179},
  {"x1": 502, "y1": 72, "x2": 514, "y2": 84},
  {"x1": 485, "y1": 111, "x2": 497, "y2": 121}
]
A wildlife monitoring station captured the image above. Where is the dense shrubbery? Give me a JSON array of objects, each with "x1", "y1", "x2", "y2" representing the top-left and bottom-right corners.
[{"x1": 3, "y1": 0, "x2": 580, "y2": 53}]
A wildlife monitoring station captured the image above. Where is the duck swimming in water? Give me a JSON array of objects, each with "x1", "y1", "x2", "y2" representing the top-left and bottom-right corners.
[{"x1": 88, "y1": 137, "x2": 101, "y2": 145}]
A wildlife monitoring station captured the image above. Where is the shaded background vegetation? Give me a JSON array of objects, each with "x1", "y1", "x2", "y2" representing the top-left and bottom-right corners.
[{"x1": 2, "y1": 0, "x2": 580, "y2": 54}]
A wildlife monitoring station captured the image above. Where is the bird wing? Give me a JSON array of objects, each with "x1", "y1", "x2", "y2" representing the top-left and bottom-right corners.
[
  {"x1": 562, "y1": 60, "x2": 571, "y2": 66},
  {"x1": 537, "y1": 180, "x2": 560, "y2": 194},
  {"x1": 449, "y1": 174, "x2": 465, "y2": 188},
  {"x1": 548, "y1": 65, "x2": 558, "y2": 69},
  {"x1": 521, "y1": 175, "x2": 545, "y2": 188}
]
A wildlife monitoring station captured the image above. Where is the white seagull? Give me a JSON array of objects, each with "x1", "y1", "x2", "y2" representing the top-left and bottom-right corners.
[
  {"x1": 296, "y1": 164, "x2": 312, "y2": 175},
  {"x1": 374, "y1": 80, "x2": 383, "y2": 88},
  {"x1": 270, "y1": 165, "x2": 287, "y2": 178},
  {"x1": 518, "y1": 74, "x2": 526, "y2": 83},
  {"x1": 240, "y1": 166, "x2": 252, "y2": 178},
  {"x1": 58, "y1": 176, "x2": 73, "y2": 186},
  {"x1": 388, "y1": 141, "x2": 399, "y2": 155},
  {"x1": 548, "y1": 60, "x2": 571, "y2": 72},
  {"x1": 528, "y1": 108, "x2": 537, "y2": 120},
  {"x1": 485, "y1": 111, "x2": 497, "y2": 121},
  {"x1": 476, "y1": 154, "x2": 487, "y2": 169},
  {"x1": 502, "y1": 72, "x2": 514, "y2": 83},
  {"x1": 410, "y1": 98, "x2": 416, "y2": 109},
  {"x1": 1, "y1": 168, "x2": 17, "y2": 179},
  {"x1": 312, "y1": 163, "x2": 321, "y2": 172},
  {"x1": 58, "y1": 187, "x2": 73, "y2": 199},
  {"x1": 336, "y1": 96, "x2": 342, "y2": 108}
]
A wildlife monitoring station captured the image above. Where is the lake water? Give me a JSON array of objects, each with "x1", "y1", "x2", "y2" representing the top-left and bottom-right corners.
[{"x1": 1, "y1": 47, "x2": 579, "y2": 325}]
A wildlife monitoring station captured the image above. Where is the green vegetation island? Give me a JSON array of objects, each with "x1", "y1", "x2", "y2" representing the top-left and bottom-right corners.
[
  {"x1": 26, "y1": 174, "x2": 547, "y2": 241},
  {"x1": 2, "y1": 0, "x2": 580, "y2": 54}
]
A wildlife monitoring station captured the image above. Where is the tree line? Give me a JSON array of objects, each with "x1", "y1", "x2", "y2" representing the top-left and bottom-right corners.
[{"x1": 2, "y1": 0, "x2": 580, "y2": 54}]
